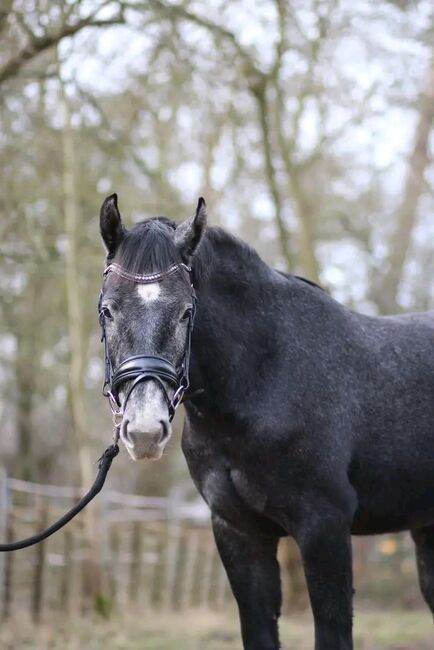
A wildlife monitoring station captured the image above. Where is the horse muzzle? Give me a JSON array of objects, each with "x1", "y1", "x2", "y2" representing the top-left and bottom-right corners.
[{"x1": 120, "y1": 381, "x2": 173, "y2": 460}]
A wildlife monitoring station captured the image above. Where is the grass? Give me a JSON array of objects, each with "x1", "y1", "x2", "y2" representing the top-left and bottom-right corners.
[{"x1": 0, "y1": 609, "x2": 432, "y2": 649}]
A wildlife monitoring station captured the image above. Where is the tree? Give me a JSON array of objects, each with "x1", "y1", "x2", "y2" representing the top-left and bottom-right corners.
[
  {"x1": 0, "y1": 1, "x2": 125, "y2": 86},
  {"x1": 374, "y1": 48, "x2": 434, "y2": 313}
]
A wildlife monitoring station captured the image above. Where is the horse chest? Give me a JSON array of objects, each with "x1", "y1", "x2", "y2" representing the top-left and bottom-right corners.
[
  {"x1": 202, "y1": 467, "x2": 268, "y2": 514},
  {"x1": 182, "y1": 426, "x2": 268, "y2": 520}
]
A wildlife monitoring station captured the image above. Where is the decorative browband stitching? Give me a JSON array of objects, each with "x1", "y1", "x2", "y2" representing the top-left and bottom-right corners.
[{"x1": 104, "y1": 262, "x2": 191, "y2": 284}]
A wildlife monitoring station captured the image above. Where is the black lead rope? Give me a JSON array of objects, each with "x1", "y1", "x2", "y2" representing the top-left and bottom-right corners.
[{"x1": 0, "y1": 444, "x2": 119, "y2": 552}]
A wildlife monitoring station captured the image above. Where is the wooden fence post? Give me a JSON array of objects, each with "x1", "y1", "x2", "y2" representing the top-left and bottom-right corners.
[
  {"x1": 179, "y1": 528, "x2": 200, "y2": 610},
  {"x1": 60, "y1": 529, "x2": 73, "y2": 614},
  {"x1": 215, "y1": 561, "x2": 229, "y2": 610},
  {"x1": 32, "y1": 503, "x2": 48, "y2": 623},
  {"x1": 108, "y1": 525, "x2": 120, "y2": 610},
  {"x1": 141, "y1": 524, "x2": 156, "y2": 611},
  {"x1": 2, "y1": 516, "x2": 14, "y2": 621},
  {"x1": 0, "y1": 466, "x2": 7, "y2": 614},
  {"x1": 198, "y1": 535, "x2": 214, "y2": 608},
  {"x1": 161, "y1": 490, "x2": 182, "y2": 611},
  {"x1": 128, "y1": 522, "x2": 142, "y2": 605}
]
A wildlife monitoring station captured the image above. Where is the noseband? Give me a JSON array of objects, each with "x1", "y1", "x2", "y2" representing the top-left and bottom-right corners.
[{"x1": 99, "y1": 262, "x2": 196, "y2": 438}]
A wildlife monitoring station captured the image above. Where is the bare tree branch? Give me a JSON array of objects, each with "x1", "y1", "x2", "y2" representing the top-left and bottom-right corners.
[
  {"x1": 129, "y1": 0, "x2": 293, "y2": 267},
  {"x1": 125, "y1": 0, "x2": 256, "y2": 74},
  {"x1": 0, "y1": 9, "x2": 125, "y2": 86},
  {"x1": 270, "y1": 1, "x2": 323, "y2": 281},
  {"x1": 252, "y1": 77, "x2": 292, "y2": 270}
]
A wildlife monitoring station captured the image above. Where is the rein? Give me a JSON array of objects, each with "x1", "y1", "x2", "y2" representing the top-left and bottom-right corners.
[{"x1": 0, "y1": 261, "x2": 195, "y2": 552}]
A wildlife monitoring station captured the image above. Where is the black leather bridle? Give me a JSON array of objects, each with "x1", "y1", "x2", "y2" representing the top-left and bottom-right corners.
[{"x1": 99, "y1": 261, "x2": 196, "y2": 439}]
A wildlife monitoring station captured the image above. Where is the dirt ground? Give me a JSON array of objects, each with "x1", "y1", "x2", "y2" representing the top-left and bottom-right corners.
[{"x1": 0, "y1": 609, "x2": 432, "y2": 650}]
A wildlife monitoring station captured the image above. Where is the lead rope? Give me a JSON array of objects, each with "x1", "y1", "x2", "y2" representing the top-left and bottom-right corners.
[
  {"x1": 0, "y1": 442, "x2": 119, "y2": 552},
  {"x1": 0, "y1": 301, "x2": 121, "y2": 552}
]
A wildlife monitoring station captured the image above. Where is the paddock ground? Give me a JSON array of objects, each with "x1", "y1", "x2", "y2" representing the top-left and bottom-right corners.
[{"x1": 0, "y1": 609, "x2": 431, "y2": 650}]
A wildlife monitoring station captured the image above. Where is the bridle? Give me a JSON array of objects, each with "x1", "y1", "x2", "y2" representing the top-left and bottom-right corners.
[{"x1": 99, "y1": 261, "x2": 197, "y2": 441}]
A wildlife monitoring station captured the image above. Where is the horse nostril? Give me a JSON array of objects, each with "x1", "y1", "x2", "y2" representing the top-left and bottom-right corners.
[
  {"x1": 159, "y1": 420, "x2": 170, "y2": 444},
  {"x1": 122, "y1": 419, "x2": 133, "y2": 444}
]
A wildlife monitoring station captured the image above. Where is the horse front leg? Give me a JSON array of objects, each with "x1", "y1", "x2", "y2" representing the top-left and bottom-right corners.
[
  {"x1": 296, "y1": 509, "x2": 354, "y2": 650},
  {"x1": 212, "y1": 513, "x2": 281, "y2": 650}
]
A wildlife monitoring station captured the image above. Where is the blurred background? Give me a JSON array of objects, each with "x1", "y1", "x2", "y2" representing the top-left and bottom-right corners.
[{"x1": 0, "y1": 0, "x2": 433, "y2": 648}]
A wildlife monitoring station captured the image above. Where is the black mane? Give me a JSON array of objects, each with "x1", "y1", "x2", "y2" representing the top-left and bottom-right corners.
[
  {"x1": 114, "y1": 217, "x2": 324, "y2": 292},
  {"x1": 113, "y1": 218, "x2": 261, "y2": 285},
  {"x1": 192, "y1": 227, "x2": 262, "y2": 286},
  {"x1": 112, "y1": 217, "x2": 261, "y2": 285}
]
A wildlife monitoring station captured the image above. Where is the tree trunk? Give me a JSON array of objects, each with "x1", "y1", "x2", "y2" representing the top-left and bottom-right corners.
[
  {"x1": 13, "y1": 268, "x2": 41, "y2": 481},
  {"x1": 14, "y1": 305, "x2": 35, "y2": 481},
  {"x1": 375, "y1": 49, "x2": 434, "y2": 313},
  {"x1": 60, "y1": 74, "x2": 103, "y2": 607},
  {"x1": 253, "y1": 79, "x2": 292, "y2": 271},
  {"x1": 273, "y1": 80, "x2": 321, "y2": 284}
]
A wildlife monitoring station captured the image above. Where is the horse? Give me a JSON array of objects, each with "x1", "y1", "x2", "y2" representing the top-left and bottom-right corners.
[{"x1": 98, "y1": 193, "x2": 434, "y2": 650}]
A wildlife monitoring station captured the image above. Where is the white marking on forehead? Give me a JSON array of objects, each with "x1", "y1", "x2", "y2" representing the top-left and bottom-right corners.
[{"x1": 137, "y1": 283, "x2": 161, "y2": 303}]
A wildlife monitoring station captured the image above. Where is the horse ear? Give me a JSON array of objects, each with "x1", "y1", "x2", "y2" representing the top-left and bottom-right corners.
[
  {"x1": 100, "y1": 193, "x2": 125, "y2": 257},
  {"x1": 174, "y1": 197, "x2": 207, "y2": 261}
]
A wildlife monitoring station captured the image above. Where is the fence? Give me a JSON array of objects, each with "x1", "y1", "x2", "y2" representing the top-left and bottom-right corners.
[
  {"x1": 0, "y1": 468, "x2": 424, "y2": 623},
  {"x1": 0, "y1": 468, "x2": 231, "y2": 622}
]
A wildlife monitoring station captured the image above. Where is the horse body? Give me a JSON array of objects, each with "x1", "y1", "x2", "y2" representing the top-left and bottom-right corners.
[
  {"x1": 182, "y1": 227, "x2": 434, "y2": 649},
  {"x1": 349, "y1": 312, "x2": 434, "y2": 534},
  {"x1": 184, "y1": 229, "x2": 434, "y2": 536},
  {"x1": 99, "y1": 195, "x2": 434, "y2": 650}
]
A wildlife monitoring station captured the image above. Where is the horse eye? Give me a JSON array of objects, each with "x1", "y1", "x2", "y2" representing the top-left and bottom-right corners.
[
  {"x1": 100, "y1": 306, "x2": 113, "y2": 321},
  {"x1": 180, "y1": 308, "x2": 192, "y2": 322}
]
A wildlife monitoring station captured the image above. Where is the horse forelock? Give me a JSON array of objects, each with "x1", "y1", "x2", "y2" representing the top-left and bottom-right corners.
[{"x1": 113, "y1": 217, "x2": 181, "y2": 275}]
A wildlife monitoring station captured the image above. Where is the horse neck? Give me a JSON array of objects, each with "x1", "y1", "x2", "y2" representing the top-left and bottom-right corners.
[
  {"x1": 188, "y1": 229, "x2": 276, "y2": 415},
  {"x1": 187, "y1": 228, "x2": 350, "y2": 420}
]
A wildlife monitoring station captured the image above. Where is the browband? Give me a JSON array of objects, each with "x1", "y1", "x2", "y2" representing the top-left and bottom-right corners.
[{"x1": 104, "y1": 262, "x2": 191, "y2": 284}]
